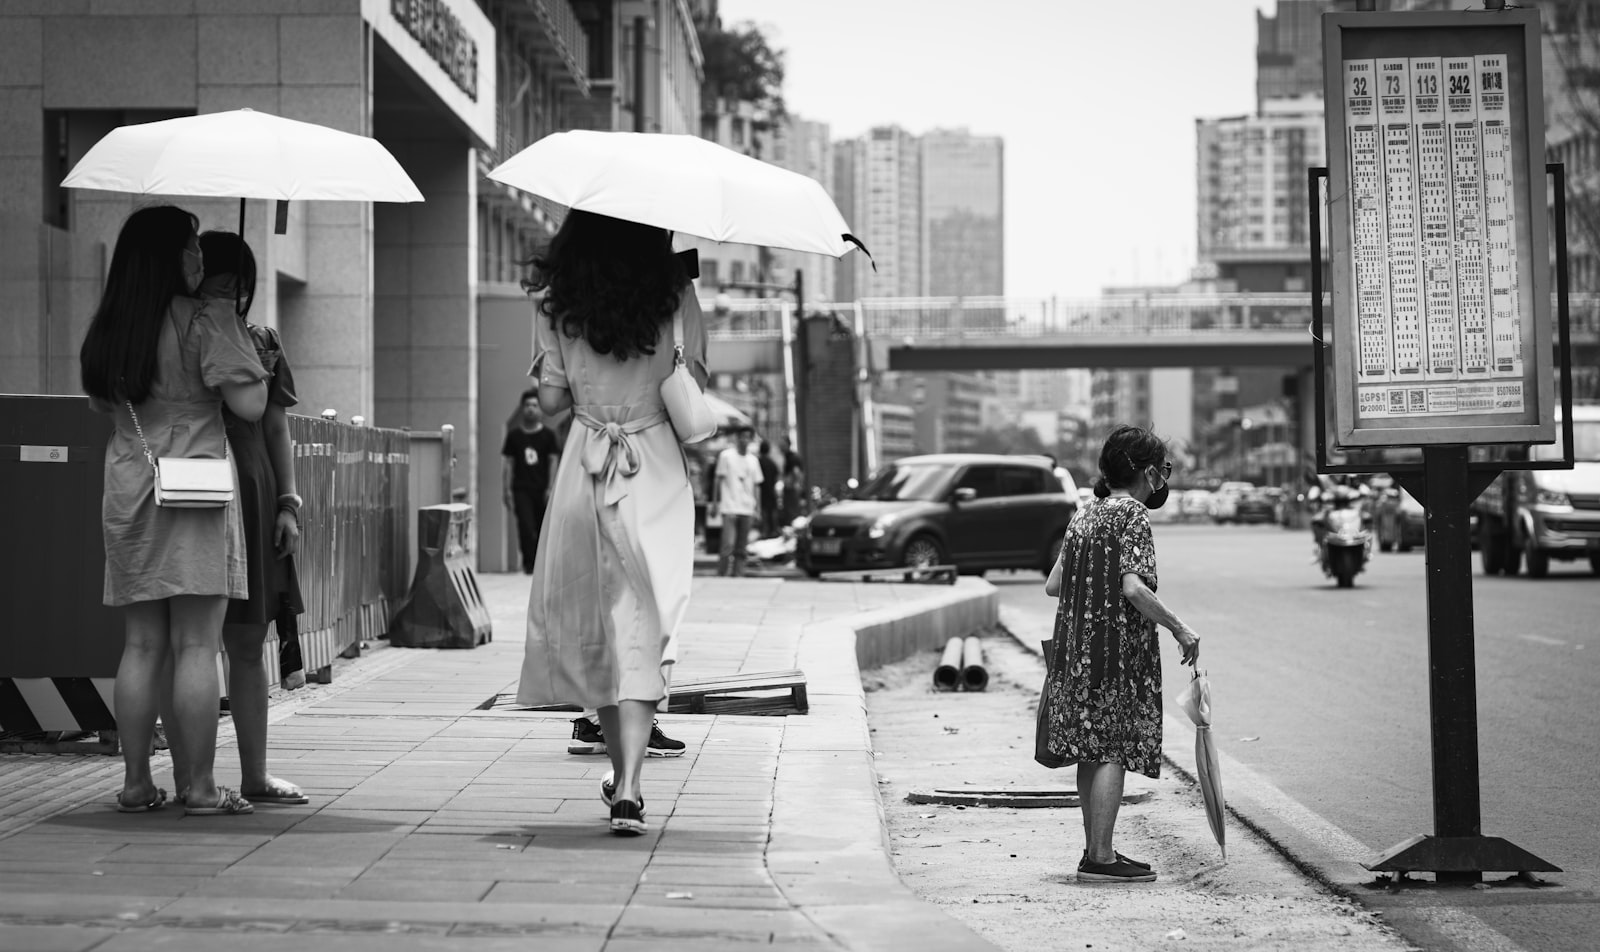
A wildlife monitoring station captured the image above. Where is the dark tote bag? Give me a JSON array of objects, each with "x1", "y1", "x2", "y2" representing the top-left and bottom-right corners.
[{"x1": 1034, "y1": 635, "x2": 1067, "y2": 769}]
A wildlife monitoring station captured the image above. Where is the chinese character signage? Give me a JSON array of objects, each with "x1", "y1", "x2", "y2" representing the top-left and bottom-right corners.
[{"x1": 1323, "y1": 10, "x2": 1554, "y2": 447}]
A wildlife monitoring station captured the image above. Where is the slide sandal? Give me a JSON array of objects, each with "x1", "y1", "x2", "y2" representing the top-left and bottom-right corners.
[{"x1": 184, "y1": 787, "x2": 254, "y2": 816}]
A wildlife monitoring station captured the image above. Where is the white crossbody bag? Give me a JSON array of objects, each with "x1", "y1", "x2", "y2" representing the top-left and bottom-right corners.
[
  {"x1": 659, "y1": 309, "x2": 717, "y2": 445},
  {"x1": 127, "y1": 401, "x2": 235, "y2": 508}
]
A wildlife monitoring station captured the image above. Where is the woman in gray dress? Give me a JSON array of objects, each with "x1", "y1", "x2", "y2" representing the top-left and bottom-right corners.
[
  {"x1": 80, "y1": 206, "x2": 267, "y2": 816},
  {"x1": 516, "y1": 210, "x2": 707, "y2": 836}
]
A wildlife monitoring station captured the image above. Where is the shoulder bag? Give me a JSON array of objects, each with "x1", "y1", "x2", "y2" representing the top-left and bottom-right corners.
[
  {"x1": 659, "y1": 308, "x2": 717, "y2": 445},
  {"x1": 127, "y1": 401, "x2": 235, "y2": 508}
]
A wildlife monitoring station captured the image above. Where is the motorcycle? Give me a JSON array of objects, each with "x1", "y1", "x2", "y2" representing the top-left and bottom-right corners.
[{"x1": 1311, "y1": 486, "x2": 1372, "y2": 588}]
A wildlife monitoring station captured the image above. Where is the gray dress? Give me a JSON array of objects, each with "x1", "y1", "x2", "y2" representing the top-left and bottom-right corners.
[
  {"x1": 516, "y1": 290, "x2": 708, "y2": 709},
  {"x1": 99, "y1": 296, "x2": 267, "y2": 607}
]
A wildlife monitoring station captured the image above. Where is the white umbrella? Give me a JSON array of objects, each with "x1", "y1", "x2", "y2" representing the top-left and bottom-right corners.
[
  {"x1": 61, "y1": 108, "x2": 422, "y2": 205},
  {"x1": 62, "y1": 108, "x2": 423, "y2": 309},
  {"x1": 486, "y1": 130, "x2": 866, "y2": 259}
]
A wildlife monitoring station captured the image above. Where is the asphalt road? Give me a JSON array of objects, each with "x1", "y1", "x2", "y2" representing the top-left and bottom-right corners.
[{"x1": 990, "y1": 521, "x2": 1599, "y2": 952}]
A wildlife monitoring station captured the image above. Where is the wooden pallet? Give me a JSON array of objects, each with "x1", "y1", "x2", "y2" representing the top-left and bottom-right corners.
[
  {"x1": 818, "y1": 564, "x2": 957, "y2": 585},
  {"x1": 666, "y1": 669, "x2": 808, "y2": 715}
]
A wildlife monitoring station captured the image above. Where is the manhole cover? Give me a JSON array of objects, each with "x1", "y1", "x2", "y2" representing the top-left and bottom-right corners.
[{"x1": 905, "y1": 789, "x2": 1152, "y2": 809}]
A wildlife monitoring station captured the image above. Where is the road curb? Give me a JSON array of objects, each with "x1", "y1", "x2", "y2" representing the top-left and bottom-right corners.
[{"x1": 769, "y1": 578, "x2": 1001, "y2": 951}]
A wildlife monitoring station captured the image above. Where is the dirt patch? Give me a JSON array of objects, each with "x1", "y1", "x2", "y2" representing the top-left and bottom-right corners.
[{"x1": 864, "y1": 629, "x2": 1415, "y2": 952}]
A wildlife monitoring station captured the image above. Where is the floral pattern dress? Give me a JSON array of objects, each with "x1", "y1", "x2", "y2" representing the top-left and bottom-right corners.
[{"x1": 1035, "y1": 495, "x2": 1164, "y2": 778}]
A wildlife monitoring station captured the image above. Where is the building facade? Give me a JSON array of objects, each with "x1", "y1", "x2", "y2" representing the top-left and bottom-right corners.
[
  {"x1": 832, "y1": 125, "x2": 921, "y2": 300},
  {"x1": 1194, "y1": 95, "x2": 1326, "y2": 292},
  {"x1": 920, "y1": 128, "x2": 1003, "y2": 298},
  {"x1": 2, "y1": 0, "x2": 701, "y2": 571}
]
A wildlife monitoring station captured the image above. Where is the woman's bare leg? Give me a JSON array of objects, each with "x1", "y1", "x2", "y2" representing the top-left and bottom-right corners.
[
  {"x1": 597, "y1": 700, "x2": 654, "y2": 804},
  {"x1": 116, "y1": 601, "x2": 171, "y2": 805},
  {"x1": 168, "y1": 595, "x2": 227, "y2": 807},
  {"x1": 1077, "y1": 761, "x2": 1126, "y2": 864},
  {"x1": 222, "y1": 623, "x2": 276, "y2": 792}
]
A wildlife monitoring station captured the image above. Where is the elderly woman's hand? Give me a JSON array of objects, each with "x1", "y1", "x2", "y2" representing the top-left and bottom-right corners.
[{"x1": 1173, "y1": 626, "x2": 1200, "y2": 666}]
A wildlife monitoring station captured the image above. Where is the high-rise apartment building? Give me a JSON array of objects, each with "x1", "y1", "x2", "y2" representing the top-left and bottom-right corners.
[
  {"x1": 1255, "y1": 0, "x2": 1339, "y2": 108},
  {"x1": 920, "y1": 129, "x2": 1004, "y2": 297},
  {"x1": 833, "y1": 125, "x2": 922, "y2": 299},
  {"x1": 1195, "y1": 95, "x2": 1326, "y2": 292},
  {"x1": 773, "y1": 116, "x2": 837, "y2": 304}
]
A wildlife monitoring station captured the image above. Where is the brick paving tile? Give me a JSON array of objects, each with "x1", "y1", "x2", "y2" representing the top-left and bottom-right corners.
[
  {"x1": 0, "y1": 924, "x2": 116, "y2": 952},
  {"x1": 0, "y1": 575, "x2": 1000, "y2": 952}
]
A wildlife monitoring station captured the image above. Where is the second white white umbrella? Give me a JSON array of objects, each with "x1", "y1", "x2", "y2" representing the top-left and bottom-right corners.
[{"x1": 487, "y1": 130, "x2": 865, "y2": 259}]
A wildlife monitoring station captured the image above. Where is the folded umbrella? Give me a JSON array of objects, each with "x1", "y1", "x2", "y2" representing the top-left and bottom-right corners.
[
  {"x1": 1176, "y1": 667, "x2": 1225, "y2": 859},
  {"x1": 487, "y1": 130, "x2": 867, "y2": 259}
]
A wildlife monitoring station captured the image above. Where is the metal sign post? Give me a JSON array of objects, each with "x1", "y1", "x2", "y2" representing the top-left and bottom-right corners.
[{"x1": 1317, "y1": 6, "x2": 1567, "y2": 882}]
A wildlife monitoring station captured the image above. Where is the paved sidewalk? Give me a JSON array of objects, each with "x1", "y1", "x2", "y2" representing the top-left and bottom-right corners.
[{"x1": 0, "y1": 574, "x2": 998, "y2": 952}]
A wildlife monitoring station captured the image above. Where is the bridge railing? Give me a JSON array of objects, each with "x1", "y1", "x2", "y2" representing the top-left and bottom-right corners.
[{"x1": 702, "y1": 292, "x2": 1600, "y2": 342}]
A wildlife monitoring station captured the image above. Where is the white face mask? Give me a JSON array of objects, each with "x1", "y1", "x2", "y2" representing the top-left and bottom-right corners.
[{"x1": 182, "y1": 245, "x2": 204, "y2": 294}]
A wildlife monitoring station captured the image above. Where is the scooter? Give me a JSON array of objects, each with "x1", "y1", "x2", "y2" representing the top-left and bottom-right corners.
[{"x1": 1311, "y1": 486, "x2": 1372, "y2": 588}]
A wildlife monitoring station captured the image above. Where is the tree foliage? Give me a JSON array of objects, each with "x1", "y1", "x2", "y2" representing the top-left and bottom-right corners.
[{"x1": 695, "y1": 16, "x2": 786, "y2": 121}]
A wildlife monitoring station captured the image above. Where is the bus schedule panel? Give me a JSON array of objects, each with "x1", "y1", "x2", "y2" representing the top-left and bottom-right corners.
[{"x1": 1321, "y1": 9, "x2": 1555, "y2": 448}]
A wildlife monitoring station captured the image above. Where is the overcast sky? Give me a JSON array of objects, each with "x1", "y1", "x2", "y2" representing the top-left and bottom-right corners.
[{"x1": 716, "y1": 0, "x2": 1277, "y2": 299}]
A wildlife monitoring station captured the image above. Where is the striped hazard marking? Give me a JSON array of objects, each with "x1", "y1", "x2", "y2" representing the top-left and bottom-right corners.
[{"x1": 0, "y1": 677, "x2": 116, "y2": 733}]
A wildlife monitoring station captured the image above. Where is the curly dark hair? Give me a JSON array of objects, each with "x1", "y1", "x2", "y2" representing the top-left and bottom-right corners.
[
  {"x1": 1093, "y1": 425, "x2": 1168, "y2": 498},
  {"x1": 523, "y1": 210, "x2": 687, "y2": 361}
]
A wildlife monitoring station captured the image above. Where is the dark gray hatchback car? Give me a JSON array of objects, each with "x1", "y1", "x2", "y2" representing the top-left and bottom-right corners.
[{"x1": 797, "y1": 454, "x2": 1077, "y2": 577}]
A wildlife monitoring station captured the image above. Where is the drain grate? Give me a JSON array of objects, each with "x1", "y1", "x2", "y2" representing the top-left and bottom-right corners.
[{"x1": 905, "y1": 788, "x2": 1153, "y2": 808}]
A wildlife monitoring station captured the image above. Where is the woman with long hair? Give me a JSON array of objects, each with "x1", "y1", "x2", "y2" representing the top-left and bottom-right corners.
[
  {"x1": 514, "y1": 210, "x2": 707, "y2": 836},
  {"x1": 1037, "y1": 425, "x2": 1202, "y2": 881},
  {"x1": 80, "y1": 205, "x2": 267, "y2": 816},
  {"x1": 188, "y1": 230, "x2": 308, "y2": 807}
]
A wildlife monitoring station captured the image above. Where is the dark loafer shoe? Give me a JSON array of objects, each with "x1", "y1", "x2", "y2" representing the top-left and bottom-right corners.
[{"x1": 1077, "y1": 857, "x2": 1157, "y2": 883}]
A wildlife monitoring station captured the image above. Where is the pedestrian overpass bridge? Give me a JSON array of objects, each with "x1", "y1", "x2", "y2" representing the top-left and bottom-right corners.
[{"x1": 704, "y1": 292, "x2": 1600, "y2": 374}]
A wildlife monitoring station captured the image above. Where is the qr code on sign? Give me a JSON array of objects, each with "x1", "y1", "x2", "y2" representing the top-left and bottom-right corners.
[
  {"x1": 1409, "y1": 390, "x2": 1427, "y2": 412},
  {"x1": 1389, "y1": 390, "x2": 1407, "y2": 413}
]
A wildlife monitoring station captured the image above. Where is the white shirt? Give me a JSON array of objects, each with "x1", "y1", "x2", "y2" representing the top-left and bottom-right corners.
[{"x1": 715, "y1": 447, "x2": 763, "y2": 516}]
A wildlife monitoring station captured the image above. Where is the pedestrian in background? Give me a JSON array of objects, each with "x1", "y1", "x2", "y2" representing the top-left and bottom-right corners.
[
  {"x1": 1037, "y1": 425, "x2": 1201, "y2": 882},
  {"x1": 780, "y1": 436, "x2": 805, "y2": 521},
  {"x1": 712, "y1": 425, "x2": 761, "y2": 576},
  {"x1": 80, "y1": 205, "x2": 266, "y2": 817},
  {"x1": 502, "y1": 390, "x2": 560, "y2": 575},
  {"x1": 515, "y1": 210, "x2": 703, "y2": 836},
  {"x1": 187, "y1": 230, "x2": 308, "y2": 808},
  {"x1": 756, "y1": 439, "x2": 780, "y2": 537}
]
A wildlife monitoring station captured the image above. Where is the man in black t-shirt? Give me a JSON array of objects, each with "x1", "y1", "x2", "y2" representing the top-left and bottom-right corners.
[{"x1": 502, "y1": 390, "x2": 561, "y2": 574}]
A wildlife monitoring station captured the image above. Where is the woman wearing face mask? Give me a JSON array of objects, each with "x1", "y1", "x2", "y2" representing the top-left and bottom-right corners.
[
  {"x1": 80, "y1": 205, "x2": 268, "y2": 816},
  {"x1": 1037, "y1": 425, "x2": 1201, "y2": 882}
]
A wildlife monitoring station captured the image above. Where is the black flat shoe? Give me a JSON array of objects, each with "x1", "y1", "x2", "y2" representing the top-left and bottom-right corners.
[
  {"x1": 609, "y1": 799, "x2": 646, "y2": 836},
  {"x1": 1081, "y1": 849, "x2": 1151, "y2": 870}
]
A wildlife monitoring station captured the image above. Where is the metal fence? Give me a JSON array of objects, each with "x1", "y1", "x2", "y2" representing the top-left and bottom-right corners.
[
  {"x1": 0, "y1": 396, "x2": 427, "y2": 739},
  {"x1": 278, "y1": 415, "x2": 414, "y2": 684}
]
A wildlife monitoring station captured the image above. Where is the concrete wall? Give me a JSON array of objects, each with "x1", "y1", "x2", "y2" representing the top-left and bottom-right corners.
[
  {"x1": 0, "y1": 4, "x2": 371, "y2": 414},
  {"x1": 372, "y1": 130, "x2": 477, "y2": 496}
]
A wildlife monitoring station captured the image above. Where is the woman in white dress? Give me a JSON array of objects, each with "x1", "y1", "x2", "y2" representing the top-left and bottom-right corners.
[{"x1": 516, "y1": 210, "x2": 707, "y2": 836}]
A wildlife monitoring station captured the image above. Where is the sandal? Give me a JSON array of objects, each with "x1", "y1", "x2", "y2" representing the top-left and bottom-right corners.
[
  {"x1": 240, "y1": 779, "x2": 309, "y2": 805},
  {"x1": 184, "y1": 787, "x2": 254, "y2": 816},
  {"x1": 116, "y1": 787, "x2": 168, "y2": 813}
]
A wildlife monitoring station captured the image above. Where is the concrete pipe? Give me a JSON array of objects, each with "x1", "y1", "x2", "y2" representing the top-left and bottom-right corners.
[
  {"x1": 960, "y1": 635, "x2": 989, "y2": 692},
  {"x1": 932, "y1": 636, "x2": 964, "y2": 691}
]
